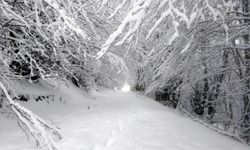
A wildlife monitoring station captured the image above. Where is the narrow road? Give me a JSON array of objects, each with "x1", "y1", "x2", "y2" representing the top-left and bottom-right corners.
[
  {"x1": 58, "y1": 91, "x2": 249, "y2": 150},
  {"x1": 0, "y1": 90, "x2": 249, "y2": 150}
]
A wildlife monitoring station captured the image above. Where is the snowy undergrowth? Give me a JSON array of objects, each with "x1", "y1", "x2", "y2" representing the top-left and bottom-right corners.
[{"x1": 0, "y1": 81, "x2": 249, "y2": 150}]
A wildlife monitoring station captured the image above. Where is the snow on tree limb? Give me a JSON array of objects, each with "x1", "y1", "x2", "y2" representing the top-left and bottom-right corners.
[
  {"x1": 98, "y1": 0, "x2": 109, "y2": 13},
  {"x1": 108, "y1": 0, "x2": 129, "y2": 19},
  {"x1": 96, "y1": 0, "x2": 152, "y2": 59},
  {"x1": 146, "y1": 0, "x2": 199, "y2": 42},
  {"x1": 181, "y1": 41, "x2": 191, "y2": 53},
  {"x1": 204, "y1": 0, "x2": 223, "y2": 21},
  {"x1": 157, "y1": 0, "x2": 168, "y2": 11},
  {"x1": 0, "y1": 82, "x2": 62, "y2": 150},
  {"x1": 146, "y1": 9, "x2": 171, "y2": 40},
  {"x1": 44, "y1": 0, "x2": 87, "y2": 39},
  {"x1": 0, "y1": 0, "x2": 30, "y2": 28},
  {"x1": 80, "y1": 7, "x2": 99, "y2": 38},
  {"x1": 168, "y1": 21, "x2": 179, "y2": 45}
]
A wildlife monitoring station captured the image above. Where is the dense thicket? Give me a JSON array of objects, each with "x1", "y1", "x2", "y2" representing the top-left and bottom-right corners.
[{"x1": 0, "y1": 0, "x2": 121, "y2": 89}]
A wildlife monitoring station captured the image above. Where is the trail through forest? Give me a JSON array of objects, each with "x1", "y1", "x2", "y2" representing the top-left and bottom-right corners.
[
  {"x1": 1, "y1": 0, "x2": 250, "y2": 147},
  {"x1": 0, "y1": 84, "x2": 249, "y2": 150}
]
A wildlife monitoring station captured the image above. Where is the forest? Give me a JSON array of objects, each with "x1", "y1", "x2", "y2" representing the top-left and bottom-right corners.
[{"x1": 0, "y1": 0, "x2": 250, "y2": 150}]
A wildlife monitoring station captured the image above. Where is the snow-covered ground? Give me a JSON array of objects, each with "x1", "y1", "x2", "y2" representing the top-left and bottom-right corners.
[{"x1": 0, "y1": 82, "x2": 249, "y2": 150}]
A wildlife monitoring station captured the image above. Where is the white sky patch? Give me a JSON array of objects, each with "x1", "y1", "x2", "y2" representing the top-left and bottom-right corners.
[{"x1": 121, "y1": 83, "x2": 131, "y2": 92}]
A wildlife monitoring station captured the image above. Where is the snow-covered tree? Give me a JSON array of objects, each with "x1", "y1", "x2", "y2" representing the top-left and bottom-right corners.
[
  {"x1": 99, "y1": 0, "x2": 250, "y2": 143},
  {"x1": 1, "y1": 0, "x2": 250, "y2": 147},
  {"x1": 0, "y1": 0, "x2": 110, "y2": 149}
]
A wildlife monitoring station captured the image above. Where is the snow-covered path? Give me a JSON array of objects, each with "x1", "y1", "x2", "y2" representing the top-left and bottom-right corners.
[
  {"x1": 58, "y1": 91, "x2": 249, "y2": 150},
  {"x1": 0, "y1": 88, "x2": 249, "y2": 150}
]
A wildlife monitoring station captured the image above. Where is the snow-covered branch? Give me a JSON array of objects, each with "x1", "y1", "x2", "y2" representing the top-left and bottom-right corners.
[
  {"x1": 44, "y1": 0, "x2": 87, "y2": 39},
  {"x1": 108, "y1": 0, "x2": 129, "y2": 19},
  {"x1": 146, "y1": 0, "x2": 199, "y2": 43},
  {"x1": 0, "y1": 81, "x2": 62, "y2": 150},
  {"x1": 96, "y1": 0, "x2": 152, "y2": 59}
]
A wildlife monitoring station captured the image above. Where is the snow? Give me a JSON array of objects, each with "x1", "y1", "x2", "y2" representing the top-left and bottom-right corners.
[
  {"x1": 181, "y1": 41, "x2": 191, "y2": 53},
  {"x1": 96, "y1": 0, "x2": 152, "y2": 59},
  {"x1": 108, "y1": 0, "x2": 128, "y2": 19},
  {"x1": 44, "y1": 0, "x2": 87, "y2": 39},
  {"x1": 0, "y1": 82, "x2": 249, "y2": 150}
]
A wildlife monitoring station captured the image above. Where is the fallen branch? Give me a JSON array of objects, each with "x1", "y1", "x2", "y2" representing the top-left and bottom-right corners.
[{"x1": 0, "y1": 81, "x2": 62, "y2": 150}]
